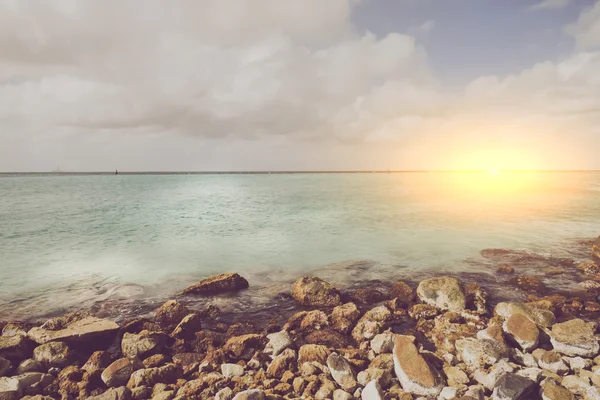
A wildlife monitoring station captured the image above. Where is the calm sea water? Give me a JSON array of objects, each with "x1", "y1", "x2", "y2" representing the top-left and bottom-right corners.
[{"x1": 1, "y1": 172, "x2": 599, "y2": 319}]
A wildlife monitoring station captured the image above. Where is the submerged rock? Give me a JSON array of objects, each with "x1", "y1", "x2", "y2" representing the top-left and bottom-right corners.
[
  {"x1": 416, "y1": 277, "x2": 466, "y2": 312},
  {"x1": 291, "y1": 277, "x2": 341, "y2": 307},
  {"x1": 550, "y1": 319, "x2": 599, "y2": 357},
  {"x1": 181, "y1": 272, "x2": 249, "y2": 295},
  {"x1": 28, "y1": 317, "x2": 119, "y2": 345},
  {"x1": 392, "y1": 335, "x2": 444, "y2": 397}
]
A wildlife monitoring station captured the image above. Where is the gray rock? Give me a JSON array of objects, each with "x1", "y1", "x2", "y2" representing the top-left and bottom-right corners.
[
  {"x1": 327, "y1": 352, "x2": 357, "y2": 391},
  {"x1": 15, "y1": 359, "x2": 43, "y2": 374},
  {"x1": 516, "y1": 367, "x2": 542, "y2": 383},
  {"x1": 416, "y1": 277, "x2": 466, "y2": 312},
  {"x1": 370, "y1": 334, "x2": 394, "y2": 354},
  {"x1": 333, "y1": 389, "x2": 353, "y2": 400},
  {"x1": 28, "y1": 317, "x2": 118, "y2": 345},
  {"x1": 33, "y1": 342, "x2": 71, "y2": 367},
  {"x1": 494, "y1": 302, "x2": 556, "y2": 328},
  {"x1": 550, "y1": 319, "x2": 600, "y2": 357},
  {"x1": 351, "y1": 306, "x2": 392, "y2": 342},
  {"x1": 265, "y1": 331, "x2": 292, "y2": 357},
  {"x1": 121, "y1": 331, "x2": 165, "y2": 359},
  {"x1": 0, "y1": 335, "x2": 31, "y2": 361},
  {"x1": 455, "y1": 338, "x2": 509, "y2": 371},
  {"x1": 491, "y1": 373, "x2": 537, "y2": 400},
  {"x1": 439, "y1": 386, "x2": 458, "y2": 400}
]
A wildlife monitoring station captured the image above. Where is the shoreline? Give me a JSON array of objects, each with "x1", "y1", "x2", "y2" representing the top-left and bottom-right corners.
[{"x1": 0, "y1": 236, "x2": 599, "y2": 399}]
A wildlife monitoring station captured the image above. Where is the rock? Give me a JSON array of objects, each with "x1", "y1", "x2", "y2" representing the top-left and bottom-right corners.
[
  {"x1": 592, "y1": 236, "x2": 600, "y2": 261},
  {"x1": 369, "y1": 354, "x2": 394, "y2": 370},
  {"x1": 561, "y1": 375, "x2": 592, "y2": 396},
  {"x1": 27, "y1": 317, "x2": 118, "y2": 345},
  {"x1": 439, "y1": 386, "x2": 458, "y2": 400},
  {"x1": 389, "y1": 281, "x2": 415, "y2": 304},
  {"x1": 264, "y1": 331, "x2": 292, "y2": 357},
  {"x1": 579, "y1": 280, "x2": 600, "y2": 291},
  {"x1": 221, "y1": 363, "x2": 244, "y2": 378},
  {"x1": 444, "y1": 365, "x2": 469, "y2": 387},
  {"x1": 516, "y1": 367, "x2": 542, "y2": 383},
  {"x1": 0, "y1": 357, "x2": 11, "y2": 377},
  {"x1": 33, "y1": 342, "x2": 71, "y2": 367},
  {"x1": 371, "y1": 333, "x2": 394, "y2": 354},
  {"x1": 102, "y1": 358, "x2": 143, "y2": 388},
  {"x1": 349, "y1": 288, "x2": 387, "y2": 305},
  {"x1": 299, "y1": 310, "x2": 329, "y2": 331},
  {"x1": 82, "y1": 351, "x2": 113, "y2": 373},
  {"x1": 331, "y1": 303, "x2": 361, "y2": 334},
  {"x1": 333, "y1": 389, "x2": 353, "y2": 400},
  {"x1": 361, "y1": 380, "x2": 383, "y2": 399},
  {"x1": 497, "y1": 265, "x2": 515, "y2": 274},
  {"x1": 15, "y1": 359, "x2": 43, "y2": 374},
  {"x1": 305, "y1": 329, "x2": 347, "y2": 348},
  {"x1": 465, "y1": 282, "x2": 488, "y2": 314},
  {"x1": 357, "y1": 368, "x2": 391, "y2": 388},
  {"x1": 87, "y1": 387, "x2": 132, "y2": 400},
  {"x1": 513, "y1": 275, "x2": 546, "y2": 294},
  {"x1": 1, "y1": 324, "x2": 26, "y2": 337},
  {"x1": 181, "y1": 272, "x2": 249, "y2": 295},
  {"x1": 298, "y1": 344, "x2": 330, "y2": 365},
  {"x1": 491, "y1": 373, "x2": 537, "y2": 400},
  {"x1": 0, "y1": 335, "x2": 31, "y2": 361},
  {"x1": 170, "y1": 313, "x2": 202, "y2": 339},
  {"x1": 536, "y1": 350, "x2": 569, "y2": 375},
  {"x1": 126, "y1": 364, "x2": 181, "y2": 388},
  {"x1": 494, "y1": 302, "x2": 556, "y2": 328},
  {"x1": 416, "y1": 277, "x2": 466, "y2": 312},
  {"x1": 327, "y1": 353, "x2": 357, "y2": 391},
  {"x1": 155, "y1": 300, "x2": 189, "y2": 330},
  {"x1": 408, "y1": 304, "x2": 438, "y2": 320},
  {"x1": 142, "y1": 354, "x2": 169, "y2": 369},
  {"x1": 550, "y1": 319, "x2": 600, "y2": 357},
  {"x1": 392, "y1": 335, "x2": 444, "y2": 397},
  {"x1": 0, "y1": 377, "x2": 21, "y2": 400},
  {"x1": 232, "y1": 389, "x2": 265, "y2": 400},
  {"x1": 267, "y1": 348, "x2": 296, "y2": 378},
  {"x1": 577, "y1": 262, "x2": 600, "y2": 275},
  {"x1": 215, "y1": 387, "x2": 233, "y2": 400},
  {"x1": 223, "y1": 334, "x2": 266, "y2": 360},
  {"x1": 121, "y1": 331, "x2": 166, "y2": 359},
  {"x1": 351, "y1": 306, "x2": 392, "y2": 342},
  {"x1": 566, "y1": 356, "x2": 592, "y2": 371},
  {"x1": 540, "y1": 379, "x2": 575, "y2": 400},
  {"x1": 291, "y1": 277, "x2": 341, "y2": 307},
  {"x1": 503, "y1": 314, "x2": 539, "y2": 352},
  {"x1": 473, "y1": 360, "x2": 514, "y2": 390},
  {"x1": 455, "y1": 338, "x2": 508, "y2": 370}
]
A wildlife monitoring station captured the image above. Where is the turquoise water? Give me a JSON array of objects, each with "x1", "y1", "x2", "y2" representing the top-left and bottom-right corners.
[{"x1": 1, "y1": 172, "x2": 599, "y2": 319}]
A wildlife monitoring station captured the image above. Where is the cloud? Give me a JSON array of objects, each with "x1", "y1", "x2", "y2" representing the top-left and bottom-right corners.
[
  {"x1": 529, "y1": 0, "x2": 570, "y2": 11},
  {"x1": 418, "y1": 20, "x2": 436, "y2": 34},
  {"x1": 566, "y1": 1, "x2": 600, "y2": 49}
]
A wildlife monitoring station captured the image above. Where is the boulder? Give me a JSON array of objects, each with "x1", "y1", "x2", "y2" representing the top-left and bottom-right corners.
[
  {"x1": 491, "y1": 373, "x2": 537, "y2": 400},
  {"x1": 223, "y1": 334, "x2": 266, "y2": 360},
  {"x1": 494, "y1": 302, "x2": 556, "y2": 328},
  {"x1": 102, "y1": 358, "x2": 143, "y2": 387},
  {"x1": 181, "y1": 272, "x2": 249, "y2": 295},
  {"x1": 503, "y1": 314, "x2": 539, "y2": 352},
  {"x1": 170, "y1": 313, "x2": 202, "y2": 339},
  {"x1": 392, "y1": 335, "x2": 444, "y2": 397},
  {"x1": 416, "y1": 277, "x2": 466, "y2": 312},
  {"x1": 361, "y1": 379, "x2": 384, "y2": 400},
  {"x1": 291, "y1": 277, "x2": 341, "y2": 307},
  {"x1": 331, "y1": 303, "x2": 361, "y2": 334},
  {"x1": 348, "y1": 288, "x2": 387, "y2": 305},
  {"x1": 388, "y1": 281, "x2": 415, "y2": 304},
  {"x1": 121, "y1": 331, "x2": 166, "y2": 359},
  {"x1": 82, "y1": 351, "x2": 113, "y2": 373},
  {"x1": 15, "y1": 359, "x2": 44, "y2": 374},
  {"x1": 0, "y1": 335, "x2": 32, "y2": 361},
  {"x1": 33, "y1": 342, "x2": 71, "y2": 367},
  {"x1": 221, "y1": 363, "x2": 244, "y2": 378},
  {"x1": 351, "y1": 306, "x2": 392, "y2": 342},
  {"x1": 592, "y1": 235, "x2": 600, "y2": 261},
  {"x1": 550, "y1": 319, "x2": 599, "y2": 357},
  {"x1": 327, "y1": 353, "x2": 357, "y2": 391},
  {"x1": 455, "y1": 338, "x2": 508, "y2": 370},
  {"x1": 540, "y1": 379, "x2": 575, "y2": 400},
  {"x1": 27, "y1": 317, "x2": 118, "y2": 345},
  {"x1": 154, "y1": 300, "x2": 189, "y2": 330}
]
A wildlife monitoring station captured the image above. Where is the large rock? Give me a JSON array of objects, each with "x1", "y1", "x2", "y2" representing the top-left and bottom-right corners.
[
  {"x1": 27, "y1": 317, "x2": 118, "y2": 345},
  {"x1": 170, "y1": 313, "x2": 202, "y2": 339},
  {"x1": 455, "y1": 338, "x2": 508, "y2": 370},
  {"x1": 298, "y1": 344, "x2": 330, "y2": 365},
  {"x1": 291, "y1": 277, "x2": 341, "y2": 307},
  {"x1": 154, "y1": 300, "x2": 189, "y2": 330},
  {"x1": 540, "y1": 379, "x2": 575, "y2": 400},
  {"x1": 0, "y1": 335, "x2": 31, "y2": 361},
  {"x1": 264, "y1": 330, "x2": 293, "y2": 357},
  {"x1": 550, "y1": 318, "x2": 600, "y2": 357},
  {"x1": 33, "y1": 342, "x2": 71, "y2": 367},
  {"x1": 121, "y1": 331, "x2": 166, "y2": 359},
  {"x1": 491, "y1": 373, "x2": 537, "y2": 400},
  {"x1": 494, "y1": 302, "x2": 556, "y2": 328},
  {"x1": 327, "y1": 353, "x2": 357, "y2": 391},
  {"x1": 416, "y1": 277, "x2": 466, "y2": 312},
  {"x1": 503, "y1": 314, "x2": 539, "y2": 352},
  {"x1": 181, "y1": 272, "x2": 249, "y2": 295},
  {"x1": 223, "y1": 334, "x2": 266, "y2": 360},
  {"x1": 351, "y1": 306, "x2": 392, "y2": 342},
  {"x1": 331, "y1": 303, "x2": 361, "y2": 334},
  {"x1": 592, "y1": 235, "x2": 600, "y2": 260},
  {"x1": 102, "y1": 358, "x2": 143, "y2": 387},
  {"x1": 392, "y1": 335, "x2": 444, "y2": 397}
]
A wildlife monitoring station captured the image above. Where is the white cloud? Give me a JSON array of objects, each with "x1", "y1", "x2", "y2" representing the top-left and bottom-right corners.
[
  {"x1": 566, "y1": 1, "x2": 600, "y2": 49},
  {"x1": 418, "y1": 20, "x2": 436, "y2": 34},
  {"x1": 529, "y1": 0, "x2": 570, "y2": 11}
]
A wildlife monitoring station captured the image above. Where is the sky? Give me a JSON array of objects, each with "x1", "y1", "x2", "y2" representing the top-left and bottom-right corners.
[{"x1": 0, "y1": 0, "x2": 599, "y2": 171}]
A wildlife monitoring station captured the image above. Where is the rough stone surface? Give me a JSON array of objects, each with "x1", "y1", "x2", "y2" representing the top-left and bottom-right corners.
[
  {"x1": 540, "y1": 379, "x2": 575, "y2": 400},
  {"x1": 27, "y1": 317, "x2": 118, "y2": 345},
  {"x1": 32, "y1": 341, "x2": 71, "y2": 367},
  {"x1": 264, "y1": 330, "x2": 293, "y2": 357},
  {"x1": 455, "y1": 338, "x2": 508, "y2": 370},
  {"x1": 361, "y1": 379, "x2": 384, "y2": 399},
  {"x1": 491, "y1": 373, "x2": 537, "y2": 400},
  {"x1": 592, "y1": 236, "x2": 600, "y2": 261},
  {"x1": 0, "y1": 335, "x2": 31, "y2": 361},
  {"x1": 121, "y1": 331, "x2": 166, "y2": 359},
  {"x1": 102, "y1": 358, "x2": 142, "y2": 388},
  {"x1": 550, "y1": 319, "x2": 600, "y2": 357},
  {"x1": 494, "y1": 302, "x2": 556, "y2": 328},
  {"x1": 392, "y1": 335, "x2": 444, "y2": 397},
  {"x1": 351, "y1": 306, "x2": 392, "y2": 342},
  {"x1": 231, "y1": 389, "x2": 265, "y2": 400},
  {"x1": 388, "y1": 281, "x2": 415, "y2": 304},
  {"x1": 370, "y1": 333, "x2": 395, "y2": 355},
  {"x1": 0, "y1": 377, "x2": 21, "y2": 400},
  {"x1": 154, "y1": 300, "x2": 189, "y2": 330},
  {"x1": 327, "y1": 352, "x2": 357, "y2": 391},
  {"x1": 503, "y1": 313, "x2": 539, "y2": 352},
  {"x1": 416, "y1": 277, "x2": 466, "y2": 312},
  {"x1": 331, "y1": 303, "x2": 361, "y2": 334},
  {"x1": 181, "y1": 272, "x2": 249, "y2": 295},
  {"x1": 221, "y1": 363, "x2": 244, "y2": 378},
  {"x1": 0, "y1": 357, "x2": 11, "y2": 377},
  {"x1": 291, "y1": 277, "x2": 341, "y2": 307},
  {"x1": 298, "y1": 344, "x2": 330, "y2": 365},
  {"x1": 87, "y1": 387, "x2": 132, "y2": 400},
  {"x1": 170, "y1": 313, "x2": 202, "y2": 339}
]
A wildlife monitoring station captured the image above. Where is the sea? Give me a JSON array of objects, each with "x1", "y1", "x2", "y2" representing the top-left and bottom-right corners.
[{"x1": 1, "y1": 171, "x2": 599, "y2": 321}]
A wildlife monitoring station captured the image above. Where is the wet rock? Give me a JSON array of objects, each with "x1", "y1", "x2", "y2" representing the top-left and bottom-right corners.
[
  {"x1": 592, "y1": 236, "x2": 600, "y2": 261},
  {"x1": 491, "y1": 373, "x2": 537, "y2": 400},
  {"x1": 0, "y1": 377, "x2": 21, "y2": 400},
  {"x1": 540, "y1": 379, "x2": 575, "y2": 400},
  {"x1": 465, "y1": 282, "x2": 488, "y2": 314},
  {"x1": 513, "y1": 275, "x2": 546, "y2": 294},
  {"x1": 327, "y1": 353, "x2": 357, "y2": 391},
  {"x1": 121, "y1": 331, "x2": 167, "y2": 359},
  {"x1": 232, "y1": 389, "x2": 265, "y2": 400},
  {"x1": 298, "y1": 344, "x2": 330, "y2": 365},
  {"x1": 331, "y1": 303, "x2": 361, "y2": 334},
  {"x1": 28, "y1": 316, "x2": 118, "y2": 345},
  {"x1": 351, "y1": 306, "x2": 392, "y2": 342},
  {"x1": 33, "y1": 342, "x2": 71, "y2": 367},
  {"x1": 455, "y1": 338, "x2": 508, "y2": 370},
  {"x1": 223, "y1": 334, "x2": 266, "y2": 361},
  {"x1": 87, "y1": 386, "x2": 132, "y2": 400},
  {"x1": 361, "y1": 379, "x2": 383, "y2": 399},
  {"x1": 126, "y1": 364, "x2": 181, "y2": 388},
  {"x1": 0, "y1": 334, "x2": 32, "y2": 361},
  {"x1": 348, "y1": 288, "x2": 387, "y2": 305},
  {"x1": 170, "y1": 313, "x2": 202, "y2": 339},
  {"x1": 370, "y1": 333, "x2": 394, "y2": 354},
  {"x1": 550, "y1": 319, "x2": 599, "y2": 357},
  {"x1": 264, "y1": 331, "x2": 292, "y2": 357},
  {"x1": 15, "y1": 359, "x2": 43, "y2": 374},
  {"x1": 416, "y1": 276, "x2": 466, "y2": 312},
  {"x1": 503, "y1": 313, "x2": 539, "y2": 352},
  {"x1": 388, "y1": 281, "x2": 415, "y2": 304},
  {"x1": 392, "y1": 335, "x2": 444, "y2": 397},
  {"x1": 291, "y1": 277, "x2": 341, "y2": 307},
  {"x1": 181, "y1": 272, "x2": 249, "y2": 295},
  {"x1": 494, "y1": 302, "x2": 556, "y2": 328},
  {"x1": 497, "y1": 265, "x2": 515, "y2": 274},
  {"x1": 102, "y1": 358, "x2": 143, "y2": 388},
  {"x1": 155, "y1": 300, "x2": 189, "y2": 330},
  {"x1": 82, "y1": 351, "x2": 113, "y2": 373}
]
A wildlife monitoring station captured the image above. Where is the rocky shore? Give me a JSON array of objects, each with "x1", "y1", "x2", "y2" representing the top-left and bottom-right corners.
[{"x1": 1, "y1": 236, "x2": 600, "y2": 400}]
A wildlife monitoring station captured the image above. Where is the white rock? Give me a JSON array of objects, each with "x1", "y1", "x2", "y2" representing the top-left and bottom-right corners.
[
  {"x1": 0, "y1": 377, "x2": 22, "y2": 400},
  {"x1": 221, "y1": 363, "x2": 244, "y2": 378},
  {"x1": 361, "y1": 380, "x2": 383, "y2": 400},
  {"x1": 455, "y1": 338, "x2": 508, "y2": 371},
  {"x1": 439, "y1": 386, "x2": 458, "y2": 399},
  {"x1": 473, "y1": 360, "x2": 514, "y2": 390},
  {"x1": 517, "y1": 367, "x2": 543, "y2": 383},
  {"x1": 265, "y1": 330, "x2": 293, "y2": 357},
  {"x1": 567, "y1": 356, "x2": 593, "y2": 371},
  {"x1": 464, "y1": 384, "x2": 485, "y2": 400},
  {"x1": 370, "y1": 334, "x2": 394, "y2": 354}
]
